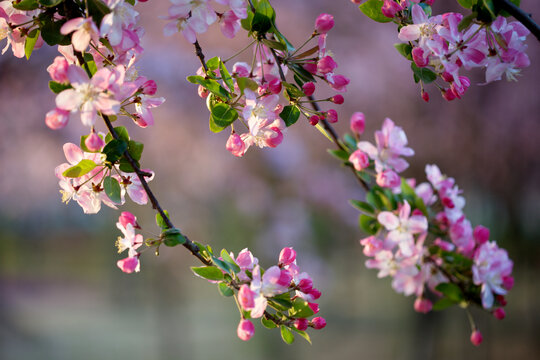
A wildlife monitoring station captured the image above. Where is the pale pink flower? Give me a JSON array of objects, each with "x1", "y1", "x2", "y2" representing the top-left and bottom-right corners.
[
  {"x1": 61, "y1": 17, "x2": 100, "y2": 52},
  {"x1": 45, "y1": 108, "x2": 70, "y2": 130},
  {"x1": 117, "y1": 256, "x2": 140, "y2": 273},
  {"x1": 278, "y1": 247, "x2": 296, "y2": 266},
  {"x1": 238, "y1": 284, "x2": 256, "y2": 310},
  {"x1": 349, "y1": 150, "x2": 370, "y2": 172},
  {"x1": 116, "y1": 222, "x2": 143, "y2": 256},
  {"x1": 134, "y1": 95, "x2": 165, "y2": 127},
  {"x1": 376, "y1": 169, "x2": 401, "y2": 189},
  {"x1": 47, "y1": 57, "x2": 70, "y2": 83},
  {"x1": 226, "y1": 133, "x2": 246, "y2": 157},
  {"x1": 100, "y1": 0, "x2": 139, "y2": 46}
]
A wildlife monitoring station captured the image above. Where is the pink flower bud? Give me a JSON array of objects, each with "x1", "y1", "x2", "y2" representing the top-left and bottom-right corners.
[
  {"x1": 350, "y1": 112, "x2": 365, "y2": 134},
  {"x1": 326, "y1": 109, "x2": 338, "y2": 123},
  {"x1": 309, "y1": 115, "x2": 320, "y2": 126},
  {"x1": 265, "y1": 127, "x2": 283, "y2": 148},
  {"x1": 502, "y1": 276, "x2": 514, "y2": 290},
  {"x1": 45, "y1": 108, "x2": 70, "y2": 130},
  {"x1": 493, "y1": 308, "x2": 506, "y2": 320},
  {"x1": 84, "y1": 132, "x2": 105, "y2": 152},
  {"x1": 311, "y1": 317, "x2": 326, "y2": 330},
  {"x1": 309, "y1": 288, "x2": 322, "y2": 300},
  {"x1": 470, "y1": 329, "x2": 483, "y2": 346},
  {"x1": 294, "y1": 318, "x2": 309, "y2": 331},
  {"x1": 237, "y1": 319, "x2": 255, "y2": 341},
  {"x1": 308, "y1": 302, "x2": 320, "y2": 314},
  {"x1": 315, "y1": 13, "x2": 334, "y2": 34},
  {"x1": 277, "y1": 269, "x2": 293, "y2": 287},
  {"x1": 279, "y1": 247, "x2": 296, "y2": 266},
  {"x1": 349, "y1": 150, "x2": 370, "y2": 171},
  {"x1": 434, "y1": 238, "x2": 455, "y2": 251},
  {"x1": 317, "y1": 56, "x2": 337, "y2": 74},
  {"x1": 381, "y1": 0, "x2": 402, "y2": 18},
  {"x1": 141, "y1": 79, "x2": 157, "y2": 95},
  {"x1": 376, "y1": 170, "x2": 401, "y2": 189},
  {"x1": 302, "y1": 82, "x2": 315, "y2": 96},
  {"x1": 232, "y1": 62, "x2": 250, "y2": 77},
  {"x1": 238, "y1": 284, "x2": 255, "y2": 310},
  {"x1": 414, "y1": 297, "x2": 433, "y2": 314},
  {"x1": 495, "y1": 295, "x2": 507, "y2": 307},
  {"x1": 117, "y1": 256, "x2": 140, "y2": 274},
  {"x1": 47, "y1": 56, "x2": 69, "y2": 83},
  {"x1": 198, "y1": 85, "x2": 209, "y2": 98},
  {"x1": 304, "y1": 62, "x2": 318, "y2": 74},
  {"x1": 351, "y1": 0, "x2": 362, "y2": 3},
  {"x1": 331, "y1": 94, "x2": 344, "y2": 104},
  {"x1": 268, "y1": 78, "x2": 282, "y2": 94},
  {"x1": 441, "y1": 196, "x2": 455, "y2": 208},
  {"x1": 473, "y1": 225, "x2": 490, "y2": 245},
  {"x1": 119, "y1": 211, "x2": 139, "y2": 229},
  {"x1": 226, "y1": 133, "x2": 246, "y2": 157},
  {"x1": 442, "y1": 88, "x2": 457, "y2": 101},
  {"x1": 421, "y1": 90, "x2": 430, "y2": 102},
  {"x1": 412, "y1": 47, "x2": 428, "y2": 67},
  {"x1": 328, "y1": 74, "x2": 350, "y2": 92},
  {"x1": 298, "y1": 278, "x2": 313, "y2": 293},
  {"x1": 441, "y1": 72, "x2": 454, "y2": 82}
]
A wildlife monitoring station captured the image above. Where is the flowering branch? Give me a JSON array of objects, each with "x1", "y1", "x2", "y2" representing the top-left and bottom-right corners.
[{"x1": 494, "y1": 0, "x2": 540, "y2": 41}]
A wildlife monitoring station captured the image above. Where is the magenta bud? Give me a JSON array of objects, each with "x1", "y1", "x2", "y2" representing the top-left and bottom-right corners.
[
  {"x1": 317, "y1": 55, "x2": 337, "y2": 74},
  {"x1": 421, "y1": 90, "x2": 429, "y2": 102},
  {"x1": 326, "y1": 109, "x2": 338, "y2": 123},
  {"x1": 309, "y1": 288, "x2": 322, "y2": 300},
  {"x1": 45, "y1": 108, "x2": 70, "y2": 130},
  {"x1": 493, "y1": 308, "x2": 506, "y2": 320},
  {"x1": 279, "y1": 247, "x2": 296, "y2": 266},
  {"x1": 331, "y1": 94, "x2": 344, "y2": 104},
  {"x1": 441, "y1": 71, "x2": 454, "y2": 82},
  {"x1": 311, "y1": 317, "x2": 326, "y2": 330},
  {"x1": 308, "y1": 302, "x2": 319, "y2": 314},
  {"x1": 502, "y1": 276, "x2": 514, "y2": 290},
  {"x1": 350, "y1": 112, "x2": 365, "y2": 135},
  {"x1": 85, "y1": 132, "x2": 105, "y2": 152},
  {"x1": 473, "y1": 225, "x2": 490, "y2": 245},
  {"x1": 226, "y1": 133, "x2": 246, "y2": 157},
  {"x1": 376, "y1": 170, "x2": 401, "y2": 189},
  {"x1": 309, "y1": 115, "x2": 320, "y2": 126},
  {"x1": 117, "y1": 256, "x2": 139, "y2": 274},
  {"x1": 298, "y1": 278, "x2": 313, "y2": 293},
  {"x1": 294, "y1": 318, "x2": 309, "y2": 331},
  {"x1": 237, "y1": 319, "x2": 255, "y2": 341},
  {"x1": 413, "y1": 297, "x2": 432, "y2": 314},
  {"x1": 470, "y1": 329, "x2": 483, "y2": 346},
  {"x1": 315, "y1": 13, "x2": 334, "y2": 34},
  {"x1": 198, "y1": 85, "x2": 209, "y2": 98},
  {"x1": 141, "y1": 79, "x2": 157, "y2": 95},
  {"x1": 495, "y1": 295, "x2": 507, "y2": 307},
  {"x1": 277, "y1": 269, "x2": 293, "y2": 287},
  {"x1": 119, "y1": 211, "x2": 139, "y2": 229},
  {"x1": 302, "y1": 82, "x2": 315, "y2": 96},
  {"x1": 268, "y1": 78, "x2": 282, "y2": 94}
]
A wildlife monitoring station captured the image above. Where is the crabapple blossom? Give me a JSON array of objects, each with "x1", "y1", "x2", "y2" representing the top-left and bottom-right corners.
[
  {"x1": 61, "y1": 17, "x2": 100, "y2": 52},
  {"x1": 349, "y1": 150, "x2": 370, "y2": 172},
  {"x1": 470, "y1": 330, "x2": 483, "y2": 346},
  {"x1": 315, "y1": 13, "x2": 334, "y2": 34},
  {"x1": 237, "y1": 319, "x2": 255, "y2": 341},
  {"x1": 350, "y1": 112, "x2": 365, "y2": 134}
]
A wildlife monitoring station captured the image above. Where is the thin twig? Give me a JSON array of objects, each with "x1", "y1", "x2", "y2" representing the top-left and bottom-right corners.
[{"x1": 194, "y1": 40, "x2": 208, "y2": 73}]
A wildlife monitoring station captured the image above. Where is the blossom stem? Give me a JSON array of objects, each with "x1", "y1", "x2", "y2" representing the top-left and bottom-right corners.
[{"x1": 223, "y1": 39, "x2": 257, "y2": 64}]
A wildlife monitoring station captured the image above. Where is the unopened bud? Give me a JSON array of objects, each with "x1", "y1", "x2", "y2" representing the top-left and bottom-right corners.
[
  {"x1": 311, "y1": 317, "x2": 326, "y2": 330},
  {"x1": 493, "y1": 308, "x2": 506, "y2": 320},
  {"x1": 350, "y1": 112, "x2": 365, "y2": 135},
  {"x1": 331, "y1": 94, "x2": 344, "y2": 104},
  {"x1": 279, "y1": 247, "x2": 296, "y2": 266},
  {"x1": 237, "y1": 319, "x2": 255, "y2": 341},
  {"x1": 294, "y1": 318, "x2": 309, "y2": 331},
  {"x1": 85, "y1": 131, "x2": 105, "y2": 152},
  {"x1": 470, "y1": 329, "x2": 483, "y2": 346},
  {"x1": 302, "y1": 82, "x2": 315, "y2": 96},
  {"x1": 414, "y1": 297, "x2": 432, "y2": 314},
  {"x1": 326, "y1": 109, "x2": 338, "y2": 123},
  {"x1": 315, "y1": 13, "x2": 334, "y2": 34}
]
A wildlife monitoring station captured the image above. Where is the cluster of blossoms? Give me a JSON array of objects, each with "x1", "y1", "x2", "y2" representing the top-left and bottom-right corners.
[
  {"x1": 343, "y1": 114, "x2": 514, "y2": 345},
  {"x1": 163, "y1": 0, "x2": 248, "y2": 42},
  {"x1": 353, "y1": 0, "x2": 531, "y2": 101}
]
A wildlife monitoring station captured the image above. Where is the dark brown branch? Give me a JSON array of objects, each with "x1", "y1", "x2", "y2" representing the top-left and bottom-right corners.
[
  {"x1": 193, "y1": 40, "x2": 209, "y2": 73},
  {"x1": 494, "y1": 0, "x2": 540, "y2": 42}
]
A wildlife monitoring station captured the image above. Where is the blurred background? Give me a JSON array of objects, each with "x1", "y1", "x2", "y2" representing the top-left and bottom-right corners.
[{"x1": 1, "y1": 1, "x2": 539, "y2": 359}]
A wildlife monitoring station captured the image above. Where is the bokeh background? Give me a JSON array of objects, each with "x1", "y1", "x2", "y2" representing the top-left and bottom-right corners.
[{"x1": 1, "y1": 1, "x2": 539, "y2": 359}]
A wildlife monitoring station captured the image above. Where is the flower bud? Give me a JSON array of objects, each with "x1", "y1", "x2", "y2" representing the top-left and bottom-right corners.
[
  {"x1": 502, "y1": 276, "x2": 514, "y2": 290},
  {"x1": 85, "y1": 131, "x2": 105, "y2": 152},
  {"x1": 317, "y1": 56, "x2": 337, "y2": 74},
  {"x1": 493, "y1": 308, "x2": 506, "y2": 320},
  {"x1": 47, "y1": 56, "x2": 69, "y2": 83},
  {"x1": 326, "y1": 109, "x2": 338, "y2": 123},
  {"x1": 473, "y1": 225, "x2": 490, "y2": 245},
  {"x1": 237, "y1": 319, "x2": 255, "y2": 341},
  {"x1": 442, "y1": 88, "x2": 457, "y2": 101},
  {"x1": 495, "y1": 295, "x2": 507, "y2": 307},
  {"x1": 141, "y1": 79, "x2": 157, "y2": 95},
  {"x1": 279, "y1": 247, "x2": 296, "y2": 266},
  {"x1": 311, "y1": 317, "x2": 326, "y2": 330},
  {"x1": 119, "y1": 211, "x2": 139, "y2": 229},
  {"x1": 470, "y1": 329, "x2": 483, "y2": 346},
  {"x1": 421, "y1": 90, "x2": 429, "y2": 102},
  {"x1": 412, "y1": 47, "x2": 428, "y2": 67},
  {"x1": 315, "y1": 13, "x2": 334, "y2": 34},
  {"x1": 376, "y1": 170, "x2": 401, "y2": 189},
  {"x1": 331, "y1": 94, "x2": 344, "y2": 104},
  {"x1": 268, "y1": 78, "x2": 282, "y2": 94},
  {"x1": 265, "y1": 127, "x2": 283, "y2": 148},
  {"x1": 309, "y1": 115, "x2": 320, "y2": 126},
  {"x1": 117, "y1": 256, "x2": 140, "y2": 274},
  {"x1": 441, "y1": 72, "x2": 454, "y2": 83},
  {"x1": 232, "y1": 62, "x2": 250, "y2": 77},
  {"x1": 226, "y1": 133, "x2": 246, "y2": 157},
  {"x1": 309, "y1": 288, "x2": 322, "y2": 300},
  {"x1": 294, "y1": 318, "x2": 309, "y2": 331},
  {"x1": 45, "y1": 108, "x2": 70, "y2": 130},
  {"x1": 381, "y1": 0, "x2": 402, "y2": 18},
  {"x1": 349, "y1": 150, "x2": 369, "y2": 171},
  {"x1": 302, "y1": 82, "x2": 315, "y2": 96},
  {"x1": 304, "y1": 62, "x2": 318, "y2": 74},
  {"x1": 277, "y1": 269, "x2": 293, "y2": 287},
  {"x1": 350, "y1": 112, "x2": 365, "y2": 135},
  {"x1": 308, "y1": 302, "x2": 319, "y2": 314},
  {"x1": 238, "y1": 284, "x2": 255, "y2": 310},
  {"x1": 329, "y1": 74, "x2": 350, "y2": 92},
  {"x1": 414, "y1": 297, "x2": 433, "y2": 314},
  {"x1": 298, "y1": 278, "x2": 313, "y2": 293},
  {"x1": 198, "y1": 85, "x2": 209, "y2": 98}
]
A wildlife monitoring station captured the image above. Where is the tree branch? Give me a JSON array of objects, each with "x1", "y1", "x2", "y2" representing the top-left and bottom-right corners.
[
  {"x1": 494, "y1": 0, "x2": 540, "y2": 42},
  {"x1": 193, "y1": 40, "x2": 209, "y2": 73}
]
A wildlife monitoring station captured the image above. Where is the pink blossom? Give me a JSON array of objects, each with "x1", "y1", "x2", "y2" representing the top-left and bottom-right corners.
[
  {"x1": 118, "y1": 211, "x2": 139, "y2": 229},
  {"x1": 381, "y1": 0, "x2": 402, "y2": 18},
  {"x1": 414, "y1": 297, "x2": 432, "y2": 313},
  {"x1": 219, "y1": 10, "x2": 241, "y2": 39},
  {"x1": 311, "y1": 317, "x2": 326, "y2": 329},
  {"x1": 100, "y1": 0, "x2": 139, "y2": 46},
  {"x1": 134, "y1": 95, "x2": 166, "y2": 127},
  {"x1": 45, "y1": 108, "x2": 70, "y2": 130},
  {"x1": 85, "y1": 132, "x2": 105, "y2": 152},
  {"x1": 117, "y1": 256, "x2": 140, "y2": 273},
  {"x1": 47, "y1": 57, "x2": 70, "y2": 83},
  {"x1": 470, "y1": 329, "x2": 483, "y2": 346},
  {"x1": 360, "y1": 236, "x2": 384, "y2": 257},
  {"x1": 350, "y1": 112, "x2": 365, "y2": 134},
  {"x1": 315, "y1": 13, "x2": 334, "y2": 34},
  {"x1": 294, "y1": 318, "x2": 309, "y2": 331},
  {"x1": 226, "y1": 133, "x2": 246, "y2": 157},
  {"x1": 116, "y1": 222, "x2": 143, "y2": 256},
  {"x1": 376, "y1": 169, "x2": 401, "y2": 189},
  {"x1": 238, "y1": 284, "x2": 256, "y2": 310},
  {"x1": 237, "y1": 319, "x2": 255, "y2": 341},
  {"x1": 473, "y1": 225, "x2": 489, "y2": 245},
  {"x1": 302, "y1": 82, "x2": 315, "y2": 96},
  {"x1": 279, "y1": 247, "x2": 296, "y2": 266},
  {"x1": 61, "y1": 17, "x2": 100, "y2": 52},
  {"x1": 326, "y1": 73, "x2": 350, "y2": 92},
  {"x1": 349, "y1": 150, "x2": 370, "y2": 172}
]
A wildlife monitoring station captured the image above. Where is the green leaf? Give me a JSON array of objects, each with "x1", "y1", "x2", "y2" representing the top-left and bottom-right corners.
[
  {"x1": 236, "y1": 77, "x2": 259, "y2": 94},
  {"x1": 48, "y1": 81, "x2": 71, "y2": 94},
  {"x1": 218, "y1": 283, "x2": 234, "y2": 297},
  {"x1": 191, "y1": 266, "x2": 225, "y2": 281},
  {"x1": 289, "y1": 298, "x2": 315, "y2": 318},
  {"x1": 435, "y1": 283, "x2": 464, "y2": 302},
  {"x1": 210, "y1": 103, "x2": 238, "y2": 129},
  {"x1": 103, "y1": 176, "x2": 122, "y2": 204},
  {"x1": 212, "y1": 257, "x2": 235, "y2": 274},
  {"x1": 349, "y1": 200, "x2": 375, "y2": 215},
  {"x1": 82, "y1": 53, "x2": 98, "y2": 76},
  {"x1": 40, "y1": 19, "x2": 71, "y2": 46},
  {"x1": 280, "y1": 326, "x2": 295, "y2": 345},
  {"x1": 269, "y1": 294, "x2": 293, "y2": 311},
  {"x1": 155, "y1": 210, "x2": 170, "y2": 229},
  {"x1": 279, "y1": 105, "x2": 300, "y2": 127},
  {"x1": 327, "y1": 149, "x2": 350, "y2": 162},
  {"x1": 457, "y1": 0, "x2": 476, "y2": 9},
  {"x1": 161, "y1": 228, "x2": 187, "y2": 247},
  {"x1": 283, "y1": 83, "x2": 304, "y2": 100},
  {"x1": 432, "y1": 297, "x2": 457, "y2": 311},
  {"x1": 206, "y1": 57, "x2": 220, "y2": 71},
  {"x1": 252, "y1": 0, "x2": 275, "y2": 33},
  {"x1": 359, "y1": 0, "x2": 393, "y2": 23},
  {"x1": 128, "y1": 140, "x2": 144, "y2": 161},
  {"x1": 220, "y1": 249, "x2": 241, "y2": 273},
  {"x1": 38, "y1": 0, "x2": 64, "y2": 6},
  {"x1": 261, "y1": 317, "x2": 277, "y2": 329},
  {"x1": 25, "y1": 28, "x2": 40, "y2": 60},
  {"x1": 113, "y1": 126, "x2": 130, "y2": 143},
  {"x1": 480, "y1": 0, "x2": 496, "y2": 19},
  {"x1": 187, "y1": 75, "x2": 230, "y2": 99},
  {"x1": 261, "y1": 38, "x2": 286, "y2": 51},
  {"x1": 411, "y1": 63, "x2": 437, "y2": 84},
  {"x1": 102, "y1": 139, "x2": 127, "y2": 163},
  {"x1": 13, "y1": 0, "x2": 39, "y2": 11},
  {"x1": 394, "y1": 43, "x2": 413, "y2": 61},
  {"x1": 289, "y1": 63, "x2": 315, "y2": 83},
  {"x1": 87, "y1": 0, "x2": 111, "y2": 27},
  {"x1": 343, "y1": 133, "x2": 358, "y2": 151},
  {"x1": 219, "y1": 59, "x2": 235, "y2": 91},
  {"x1": 290, "y1": 327, "x2": 312, "y2": 344},
  {"x1": 118, "y1": 158, "x2": 139, "y2": 173},
  {"x1": 366, "y1": 189, "x2": 384, "y2": 210},
  {"x1": 62, "y1": 159, "x2": 98, "y2": 178},
  {"x1": 359, "y1": 214, "x2": 380, "y2": 235}
]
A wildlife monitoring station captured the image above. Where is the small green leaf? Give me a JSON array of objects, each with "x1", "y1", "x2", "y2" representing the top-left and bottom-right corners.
[
  {"x1": 279, "y1": 105, "x2": 300, "y2": 127},
  {"x1": 212, "y1": 257, "x2": 235, "y2": 274},
  {"x1": 113, "y1": 126, "x2": 130, "y2": 143},
  {"x1": 261, "y1": 38, "x2": 286, "y2": 51},
  {"x1": 251, "y1": 0, "x2": 275, "y2": 33},
  {"x1": 49, "y1": 81, "x2": 72, "y2": 94},
  {"x1": 280, "y1": 326, "x2": 295, "y2": 345},
  {"x1": 289, "y1": 298, "x2": 315, "y2": 318},
  {"x1": 349, "y1": 200, "x2": 375, "y2": 215},
  {"x1": 38, "y1": 0, "x2": 63, "y2": 6},
  {"x1": 290, "y1": 327, "x2": 312, "y2": 344},
  {"x1": 206, "y1": 57, "x2": 220, "y2": 71},
  {"x1": 435, "y1": 283, "x2": 464, "y2": 302},
  {"x1": 327, "y1": 149, "x2": 350, "y2": 162},
  {"x1": 103, "y1": 176, "x2": 122, "y2": 204},
  {"x1": 283, "y1": 83, "x2": 304, "y2": 100},
  {"x1": 359, "y1": 0, "x2": 393, "y2": 23},
  {"x1": 343, "y1": 133, "x2": 357, "y2": 151},
  {"x1": 220, "y1": 249, "x2": 241, "y2": 273},
  {"x1": 128, "y1": 140, "x2": 144, "y2": 161},
  {"x1": 25, "y1": 28, "x2": 40, "y2": 60},
  {"x1": 394, "y1": 43, "x2": 413, "y2": 61},
  {"x1": 289, "y1": 63, "x2": 315, "y2": 83},
  {"x1": 457, "y1": 0, "x2": 476, "y2": 9},
  {"x1": 62, "y1": 159, "x2": 98, "y2": 178},
  {"x1": 219, "y1": 59, "x2": 235, "y2": 91},
  {"x1": 458, "y1": 13, "x2": 476, "y2": 32},
  {"x1": 187, "y1": 75, "x2": 230, "y2": 99},
  {"x1": 269, "y1": 293, "x2": 293, "y2": 311},
  {"x1": 366, "y1": 189, "x2": 384, "y2": 210},
  {"x1": 191, "y1": 266, "x2": 225, "y2": 281},
  {"x1": 13, "y1": 0, "x2": 39, "y2": 11},
  {"x1": 218, "y1": 283, "x2": 234, "y2": 297},
  {"x1": 155, "y1": 210, "x2": 170, "y2": 229},
  {"x1": 40, "y1": 19, "x2": 71, "y2": 46},
  {"x1": 210, "y1": 103, "x2": 238, "y2": 129},
  {"x1": 102, "y1": 139, "x2": 127, "y2": 163},
  {"x1": 118, "y1": 158, "x2": 139, "y2": 173},
  {"x1": 432, "y1": 297, "x2": 457, "y2": 311},
  {"x1": 359, "y1": 214, "x2": 380, "y2": 235},
  {"x1": 261, "y1": 317, "x2": 277, "y2": 329},
  {"x1": 411, "y1": 63, "x2": 437, "y2": 84},
  {"x1": 161, "y1": 228, "x2": 187, "y2": 247},
  {"x1": 236, "y1": 77, "x2": 259, "y2": 94}
]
